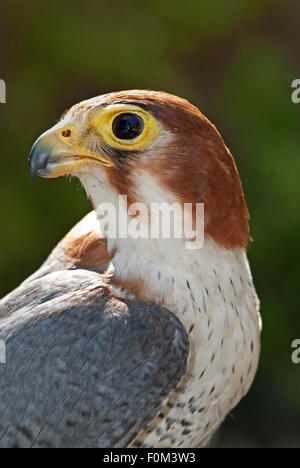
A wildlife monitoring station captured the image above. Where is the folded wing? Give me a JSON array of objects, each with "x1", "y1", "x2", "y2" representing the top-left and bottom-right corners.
[{"x1": 0, "y1": 268, "x2": 189, "y2": 447}]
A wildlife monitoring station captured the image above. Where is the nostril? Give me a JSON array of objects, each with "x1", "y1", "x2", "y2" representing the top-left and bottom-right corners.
[{"x1": 62, "y1": 129, "x2": 71, "y2": 137}]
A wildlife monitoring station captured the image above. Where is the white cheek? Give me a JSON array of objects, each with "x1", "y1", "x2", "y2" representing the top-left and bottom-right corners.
[
  {"x1": 78, "y1": 170, "x2": 118, "y2": 205},
  {"x1": 135, "y1": 170, "x2": 177, "y2": 205}
]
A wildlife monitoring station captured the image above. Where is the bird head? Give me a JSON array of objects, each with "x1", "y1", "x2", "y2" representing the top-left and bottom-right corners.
[{"x1": 29, "y1": 90, "x2": 250, "y2": 250}]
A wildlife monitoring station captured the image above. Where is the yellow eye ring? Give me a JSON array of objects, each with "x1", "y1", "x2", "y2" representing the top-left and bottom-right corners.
[{"x1": 90, "y1": 104, "x2": 160, "y2": 150}]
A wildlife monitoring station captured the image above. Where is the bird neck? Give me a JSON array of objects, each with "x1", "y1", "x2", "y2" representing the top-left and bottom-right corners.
[
  {"x1": 108, "y1": 235, "x2": 256, "y2": 327},
  {"x1": 78, "y1": 171, "x2": 257, "y2": 330}
]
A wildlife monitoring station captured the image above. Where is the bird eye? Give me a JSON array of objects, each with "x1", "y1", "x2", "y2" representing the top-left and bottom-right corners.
[
  {"x1": 62, "y1": 129, "x2": 71, "y2": 137},
  {"x1": 112, "y1": 113, "x2": 144, "y2": 140}
]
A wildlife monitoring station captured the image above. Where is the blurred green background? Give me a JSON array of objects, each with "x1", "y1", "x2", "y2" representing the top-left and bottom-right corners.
[{"x1": 1, "y1": 0, "x2": 299, "y2": 447}]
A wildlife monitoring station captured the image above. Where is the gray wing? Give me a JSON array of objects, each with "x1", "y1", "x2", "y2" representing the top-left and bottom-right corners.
[{"x1": 0, "y1": 269, "x2": 189, "y2": 448}]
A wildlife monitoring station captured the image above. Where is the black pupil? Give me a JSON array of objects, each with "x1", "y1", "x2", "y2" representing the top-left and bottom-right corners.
[{"x1": 112, "y1": 113, "x2": 144, "y2": 140}]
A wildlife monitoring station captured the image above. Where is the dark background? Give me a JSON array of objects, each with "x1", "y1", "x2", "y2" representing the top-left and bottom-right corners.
[{"x1": 0, "y1": 0, "x2": 299, "y2": 447}]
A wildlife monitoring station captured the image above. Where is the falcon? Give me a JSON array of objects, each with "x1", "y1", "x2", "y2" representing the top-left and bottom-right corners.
[{"x1": 0, "y1": 90, "x2": 261, "y2": 448}]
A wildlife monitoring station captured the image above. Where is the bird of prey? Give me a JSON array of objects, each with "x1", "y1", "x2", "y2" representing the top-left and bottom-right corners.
[{"x1": 0, "y1": 90, "x2": 261, "y2": 448}]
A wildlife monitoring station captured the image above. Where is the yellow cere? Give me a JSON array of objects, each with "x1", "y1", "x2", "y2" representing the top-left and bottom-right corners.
[
  {"x1": 54, "y1": 120, "x2": 113, "y2": 170},
  {"x1": 55, "y1": 122, "x2": 88, "y2": 153},
  {"x1": 90, "y1": 104, "x2": 161, "y2": 151}
]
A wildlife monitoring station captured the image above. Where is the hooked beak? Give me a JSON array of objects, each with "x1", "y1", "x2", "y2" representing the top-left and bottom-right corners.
[{"x1": 28, "y1": 126, "x2": 112, "y2": 182}]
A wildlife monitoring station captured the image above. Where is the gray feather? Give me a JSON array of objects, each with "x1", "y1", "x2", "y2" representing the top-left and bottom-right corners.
[{"x1": 0, "y1": 269, "x2": 189, "y2": 447}]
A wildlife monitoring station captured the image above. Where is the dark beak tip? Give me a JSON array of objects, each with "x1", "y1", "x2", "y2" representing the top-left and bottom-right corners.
[
  {"x1": 30, "y1": 171, "x2": 36, "y2": 183},
  {"x1": 28, "y1": 140, "x2": 51, "y2": 182},
  {"x1": 28, "y1": 156, "x2": 36, "y2": 183}
]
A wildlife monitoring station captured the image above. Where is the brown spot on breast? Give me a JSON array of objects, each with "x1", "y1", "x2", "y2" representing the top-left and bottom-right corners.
[
  {"x1": 63, "y1": 231, "x2": 111, "y2": 270},
  {"x1": 60, "y1": 211, "x2": 113, "y2": 270}
]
